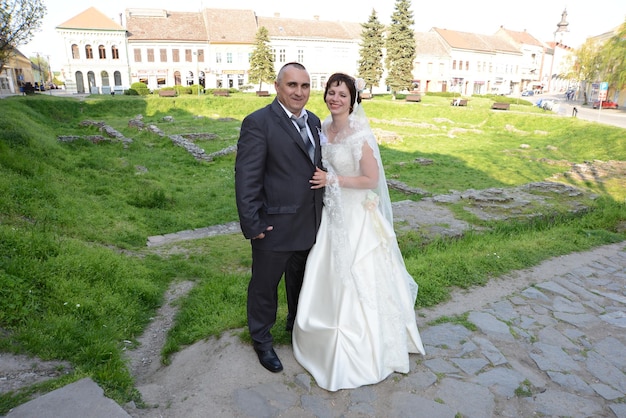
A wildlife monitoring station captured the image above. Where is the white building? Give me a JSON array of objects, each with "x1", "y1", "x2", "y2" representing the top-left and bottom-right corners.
[
  {"x1": 423, "y1": 28, "x2": 523, "y2": 96},
  {"x1": 56, "y1": 7, "x2": 130, "y2": 94},
  {"x1": 54, "y1": 6, "x2": 589, "y2": 98}
]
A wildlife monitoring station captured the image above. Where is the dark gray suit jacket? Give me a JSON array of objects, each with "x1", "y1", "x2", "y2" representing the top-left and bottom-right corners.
[{"x1": 235, "y1": 99, "x2": 323, "y2": 251}]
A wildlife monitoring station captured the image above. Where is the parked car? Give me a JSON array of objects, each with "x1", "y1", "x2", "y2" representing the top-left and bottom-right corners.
[
  {"x1": 536, "y1": 98, "x2": 559, "y2": 111},
  {"x1": 592, "y1": 100, "x2": 619, "y2": 109},
  {"x1": 521, "y1": 90, "x2": 534, "y2": 96}
]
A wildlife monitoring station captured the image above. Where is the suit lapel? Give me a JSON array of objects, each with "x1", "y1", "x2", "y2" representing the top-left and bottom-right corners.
[{"x1": 270, "y1": 100, "x2": 315, "y2": 159}]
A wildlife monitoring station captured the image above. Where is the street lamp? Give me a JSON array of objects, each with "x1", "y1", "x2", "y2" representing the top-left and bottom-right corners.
[
  {"x1": 193, "y1": 51, "x2": 200, "y2": 96},
  {"x1": 547, "y1": 32, "x2": 556, "y2": 92},
  {"x1": 46, "y1": 54, "x2": 52, "y2": 95},
  {"x1": 35, "y1": 52, "x2": 44, "y2": 90}
]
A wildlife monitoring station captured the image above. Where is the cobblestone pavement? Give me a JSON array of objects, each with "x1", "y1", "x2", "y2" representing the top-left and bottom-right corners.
[
  {"x1": 117, "y1": 241, "x2": 626, "y2": 418},
  {"x1": 7, "y1": 244, "x2": 625, "y2": 418}
]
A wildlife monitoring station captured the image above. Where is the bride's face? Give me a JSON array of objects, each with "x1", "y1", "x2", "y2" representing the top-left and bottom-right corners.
[{"x1": 325, "y1": 82, "x2": 351, "y2": 118}]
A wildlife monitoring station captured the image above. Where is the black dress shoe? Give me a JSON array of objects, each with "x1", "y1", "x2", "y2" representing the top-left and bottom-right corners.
[{"x1": 254, "y1": 348, "x2": 283, "y2": 372}]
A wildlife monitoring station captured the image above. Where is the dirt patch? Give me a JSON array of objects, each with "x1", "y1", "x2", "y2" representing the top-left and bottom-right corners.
[{"x1": 123, "y1": 280, "x2": 195, "y2": 384}]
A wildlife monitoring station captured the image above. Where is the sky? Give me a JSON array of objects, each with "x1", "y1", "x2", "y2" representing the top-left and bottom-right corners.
[{"x1": 22, "y1": 0, "x2": 626, "y2": 70}]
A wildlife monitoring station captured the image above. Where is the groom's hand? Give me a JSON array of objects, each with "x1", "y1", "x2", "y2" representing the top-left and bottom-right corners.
[{"x1": 253, "y1": 226, "x2": 273, "y2": 240}]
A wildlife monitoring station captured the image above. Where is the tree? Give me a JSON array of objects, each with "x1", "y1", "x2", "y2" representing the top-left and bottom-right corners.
[
  {"x1": 573, "y1": 39, "x2": 603, "y2": 104},
  {"x1": 357, "y1": 9, "x2": 385, "y2": 94},
  {"x1": 0, "y1": 0, "x2": 47, "y2": 73},
  {"x1": 248, "y1": 26, "x2": 275, "y2": 91},
  {"x1": 599, "y1": 18, "x2": 626, "y2": 92},
  {"x1": 30, "y1": 54, "x2": 49, "y2": 83},
  {"x1": 384, "y1": 0, "x2": 415, "y2": 99}
]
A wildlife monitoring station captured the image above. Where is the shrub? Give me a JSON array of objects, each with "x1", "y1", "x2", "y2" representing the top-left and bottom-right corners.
[{"x1": 130, "y1": 82, "x2": 150, "y2": 96}]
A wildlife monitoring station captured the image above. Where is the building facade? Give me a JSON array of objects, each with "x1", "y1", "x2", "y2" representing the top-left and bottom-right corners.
[
  {"x1": 0, "y1": 49, "x2": 35, "y2": 95},
  {"x1": 54, "y1": 7, "x2": 577, "y2": 97},
  {"x1": 56, "y1": 7, "x2": 130, "y2": 94}
]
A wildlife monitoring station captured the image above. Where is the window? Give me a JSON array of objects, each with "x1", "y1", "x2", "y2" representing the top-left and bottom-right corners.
[
  {"x1": 147, "y1": 49, "x2": 155, "y2": 62},
  {"x1": 199, "y1": 71, "x2": 205, "y2": 88},
  {"x1": 71, "y1": 44, "x2": 80, "y2": 59},
  {"x1": 134, "y1": 49, "x2": 142, "y2": 62},
  {"x1": 174, "y1": 71, "x2": 181, "y2": 85},
  {"x1": 101, "y1": 71, "x2": 110, "y2": 87},
  {"x1": 111, "y1": 46, "x2": 119, "y2": 59},
  {"x1": 226, "y1": 52, "x2": 232, "y2": 64},
  {"x1": 85, "y1": 45, "x2": 93, "y2": 59},
  {"x1": 427, "y1": 62, "x2": 433, "y2": 73},
  {"x1": 215, "y1": 52, "x2": 221, "y2": 63},
  {"x1": 197, "y1": 49, "x2": 204, "y2": 63},
  {"x1": 114, "y1": 71, "x2": 122, "y2": 86},
  {"x1": 279, "y1": 49, "x2": 285, "y2": 63},
  {"x1": 459, "y1": 60, "x2": 463, "y2": 70},
  {"x1": 98, "y1": 45, "x2": 106, "y2": 59},
  {"x1": 452, "y1": 60, "x2": 456, "y2": 70},
  {"x1": 185, "y1": 49, "x2": 192, "y2": 62},
  {"x1": 172, "y1": 49, "x2": 180, "y2": 62},
  {"x1": 160, "y1": 49, "x2": 167, "y2": 62},
  {"x1": 465, "y1": 61, "x2": 469, "y2": 71},
  {"x1": 297, "y1": 49, "x2": 304, "y2": 62}
]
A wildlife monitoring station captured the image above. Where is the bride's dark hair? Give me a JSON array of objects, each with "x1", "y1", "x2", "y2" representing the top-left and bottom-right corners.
[{"x1": 323, "y1": 73, "x2": 361, "y2": 113}]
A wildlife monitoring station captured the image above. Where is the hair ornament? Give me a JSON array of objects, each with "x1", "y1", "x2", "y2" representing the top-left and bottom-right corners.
[{"x1": 354, "y1": 78, "x2": 366, "y2": 92}]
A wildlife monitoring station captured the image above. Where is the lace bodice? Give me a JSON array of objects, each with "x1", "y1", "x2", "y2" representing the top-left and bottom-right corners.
[{"x1": 321, "y1": 133, "x2": 365, "y2": 178}]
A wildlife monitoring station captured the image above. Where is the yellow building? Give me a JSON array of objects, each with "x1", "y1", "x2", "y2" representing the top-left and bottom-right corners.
[{"x1": 0, "y1": 48, "x2": 35, "y2": 95}]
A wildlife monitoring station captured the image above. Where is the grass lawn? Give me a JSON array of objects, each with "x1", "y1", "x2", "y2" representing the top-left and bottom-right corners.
[{"x1": 0, "y1": 91, "x2": 624, "y2": 410}]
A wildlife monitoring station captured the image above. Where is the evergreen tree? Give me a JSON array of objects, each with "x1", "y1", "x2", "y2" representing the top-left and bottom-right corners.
[
  {"x1": 384, "y1": 0, "x2": 415, "y2": 99},
  {"x1": 248, "y1": 26, "x2": 275, "y2": 91},
  {"x1": 357, "y1": 9, "x2": 385, "y2": 94}
]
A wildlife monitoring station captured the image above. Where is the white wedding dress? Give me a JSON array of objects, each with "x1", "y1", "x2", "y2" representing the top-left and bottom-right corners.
[{"x1": 293, "y1": 109, "x2": 425, "y2": 392}]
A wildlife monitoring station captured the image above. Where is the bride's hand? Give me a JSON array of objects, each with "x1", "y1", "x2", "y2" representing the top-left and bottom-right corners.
[{"x1": 310, "y1": 167, "x2": 328, "y2": 189}]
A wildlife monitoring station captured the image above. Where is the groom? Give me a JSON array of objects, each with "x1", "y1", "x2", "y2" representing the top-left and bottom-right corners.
[{"x1": 235, "y1": 62, "x2": 323, "y2": 372}]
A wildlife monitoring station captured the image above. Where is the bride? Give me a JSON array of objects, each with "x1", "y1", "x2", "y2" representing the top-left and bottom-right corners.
[{"x1": 292, "y1": 73, "x2": 425, "y2": 391}]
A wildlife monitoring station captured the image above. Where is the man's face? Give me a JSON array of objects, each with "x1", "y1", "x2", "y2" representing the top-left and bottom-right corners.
[{"x1": 275, "y1": 66, "x2": 311, "y2": 117}]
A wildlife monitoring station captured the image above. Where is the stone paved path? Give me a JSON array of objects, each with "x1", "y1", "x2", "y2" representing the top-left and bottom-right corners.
[
  {"x1": 8, "y1": 243, "x2": 626, "y2": 418},
  {"x1": 119, "y1": 241, "x2": 626, "y2": 418}
]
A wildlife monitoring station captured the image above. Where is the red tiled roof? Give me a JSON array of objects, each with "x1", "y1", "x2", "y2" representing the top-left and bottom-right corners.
[
  {"x1": 495, "y1": 27, "x2": 544, "y2": 47},
  {"x1": 258, "y1": 16, "x2": 362, "y2": 40},
  {"x1": 126, "y1": 9, "x2": 207, "y2": 42},
  {"x1": 56, "y1": 7, "x2": 125, "y2": 31},
  {"x1": 432, "y1": 27, "x2": 519, "y2": 54},
  {"x1": 202, "y1": 8, "x2": 258, "y2": 44},
  {"x1": 415, "y1": 31, "x2": 450, "y2": 57}
]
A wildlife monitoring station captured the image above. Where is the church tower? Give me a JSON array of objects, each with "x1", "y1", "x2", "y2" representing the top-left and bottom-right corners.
[{"x1": 554, "y1": 8, "x2": 569, "y2": 45}]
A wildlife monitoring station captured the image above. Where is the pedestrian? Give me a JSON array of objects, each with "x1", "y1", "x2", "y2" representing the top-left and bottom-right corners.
[
  {"x1": 234, "y1": 62, "x2": 324, "y2": 373},
  {"x1": 293, "y1": 73, "x2": 425, "y2": 391}
]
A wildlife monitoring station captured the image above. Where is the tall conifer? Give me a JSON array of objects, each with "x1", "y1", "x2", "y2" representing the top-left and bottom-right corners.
[{"x1": 385, "y1": 0, "x2": 416, "y2": 99}]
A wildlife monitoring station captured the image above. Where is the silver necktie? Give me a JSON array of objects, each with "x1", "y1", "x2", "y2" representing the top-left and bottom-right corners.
[{"x1": 292, "y1": 115, "x2": 314, "y2": 162}]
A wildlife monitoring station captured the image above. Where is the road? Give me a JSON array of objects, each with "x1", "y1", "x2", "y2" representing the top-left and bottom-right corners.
[{"x1": 520, "y1": 92, "x2": 626, "y2": 129}]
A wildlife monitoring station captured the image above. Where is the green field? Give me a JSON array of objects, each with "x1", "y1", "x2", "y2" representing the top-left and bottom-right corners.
[{"x1": 0, "y1": 92, "x2": 624, "y2": 410}]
